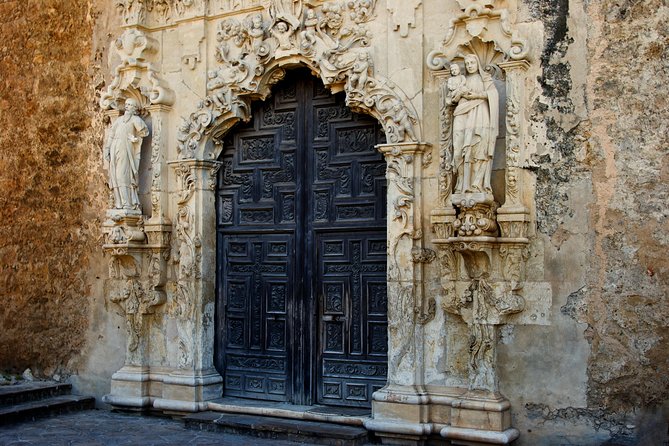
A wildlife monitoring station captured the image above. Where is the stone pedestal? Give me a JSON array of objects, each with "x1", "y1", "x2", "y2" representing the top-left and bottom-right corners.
[{"x1": 442, "y1": 392, "x2": 518, "y2": 445}]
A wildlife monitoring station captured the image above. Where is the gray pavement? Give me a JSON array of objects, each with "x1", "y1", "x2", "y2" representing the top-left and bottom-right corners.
[{"x1": 0, "y1": 410, "x2": 320, "y2": 446}]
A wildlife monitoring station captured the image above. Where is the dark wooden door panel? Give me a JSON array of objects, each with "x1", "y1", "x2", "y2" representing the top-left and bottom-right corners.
[
  {"x1": 316, "y1": 233, "x2": 388, "y2": 406},
  {"x1": 216, "y1": 70, "x2": 387, "y2": 407}
]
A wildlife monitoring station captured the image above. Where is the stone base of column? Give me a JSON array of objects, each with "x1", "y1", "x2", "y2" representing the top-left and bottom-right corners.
[
  {"x1": 153, "y1": 368, "x2": 223, "y2": 413},
  {"x1": 103, "y1": 366, "x2": 223, "y2": 413},
  {"x1": 102, "y1": 365, "x2": 152, "y2": 409},
  {"x1": 365, "y1": 385, "x2": 434, "y2": 445},
  {"x1": 442, "y1": 391, "x2": 518, "y2": 445}
]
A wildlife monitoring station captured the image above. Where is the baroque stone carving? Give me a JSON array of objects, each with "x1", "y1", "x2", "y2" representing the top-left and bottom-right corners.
[
  {"x1": 426, "y1": 2, "x2": 545, "y2": 442},
  {"x1": 104, "y1": 99, "x2": 148, "y2": 211},
  {"x1": 177, "y1": 0, "x2": 420, "y2": 160},
  {"x1": 116, "y1": 0, "x2": 199, "y2": 25},
  {"x1": 100, "y1": 29, "x2": 174, "y2": 112},
  {"x1": 103, "y1": 213, "x2": 171, "y2": 366}
]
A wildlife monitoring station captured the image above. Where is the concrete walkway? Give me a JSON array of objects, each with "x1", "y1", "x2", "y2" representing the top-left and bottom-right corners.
[{"x1": 0, "y1": 410, "x2": 321, "y2": 445}]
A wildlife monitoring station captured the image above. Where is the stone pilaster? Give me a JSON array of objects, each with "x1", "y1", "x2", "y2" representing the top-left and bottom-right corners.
[
  {"x1": 154, "y1": 159, "x2": 223, "y2": 412},
  {"x1": 497, "y1": 61, "x2": 531, "y2": 240},
  {"x1": 366, "y1": 142, "x2": 434, "y2": 445}
]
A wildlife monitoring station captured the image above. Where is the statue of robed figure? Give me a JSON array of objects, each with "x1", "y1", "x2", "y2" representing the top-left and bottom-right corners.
[
  {"x1": 451, "y1": 54, "x2": 499, "y2": 196},
  {"x1": 104, "y1": 98, "x2": 149, "y2": 211}
]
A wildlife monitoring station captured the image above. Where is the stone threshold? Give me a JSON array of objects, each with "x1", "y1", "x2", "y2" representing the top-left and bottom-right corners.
[{"x1": 206, "y1": 397, "x2": 371, "y2": 427}]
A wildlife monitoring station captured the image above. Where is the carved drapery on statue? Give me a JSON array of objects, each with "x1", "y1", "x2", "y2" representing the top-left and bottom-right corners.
[
  {"x1": 177, "y1": 0, "x2": 421, "y2": 161},
  {"x1": 104, "y1": 99, "x2": 148, "y2": 211}
]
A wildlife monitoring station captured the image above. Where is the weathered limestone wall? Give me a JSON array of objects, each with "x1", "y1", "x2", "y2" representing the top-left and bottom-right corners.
[
  {"x1": 0, "y1": 0, "x2": 125, "y2": 397},
  {"x1": 496, "y1": 0, "x2": 669, "y2": 444}
]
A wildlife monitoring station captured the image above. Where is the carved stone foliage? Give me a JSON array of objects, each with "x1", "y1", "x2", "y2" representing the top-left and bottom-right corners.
[
  {"x1": 104, "y1": 213, "x2": 171, "y2": 366},
  {"x1": 177, "y1": 0, "x2": 420, "y2": 160},
  {"x1": 100, "y1": 29, "x2": 174, "y2": 111}
]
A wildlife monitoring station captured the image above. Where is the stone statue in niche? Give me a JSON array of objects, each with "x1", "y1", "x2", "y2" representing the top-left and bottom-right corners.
[
  {"x1": 450, "y1": 54, "x2": 498, "y2": 196},
  {"x1": 104, "y1": 98, "x2": 149, "y2": 211}
]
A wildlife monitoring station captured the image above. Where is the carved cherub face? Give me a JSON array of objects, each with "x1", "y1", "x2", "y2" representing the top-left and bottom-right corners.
[
  {"x1": 450, "y1": 63, "x2": 461, "y2": 76},
  {"x1": 276, "y1": 21, "x2": 288, "y2": 33},
  {"x1": 252, "y1": 14, "x2": 262, "y2": 28},
  {"x1": 465, "y1": 56, "x2": 478, "y2": 74}
]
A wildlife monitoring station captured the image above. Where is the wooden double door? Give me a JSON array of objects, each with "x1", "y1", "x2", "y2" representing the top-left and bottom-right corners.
[{"x1": 215, "y1": 71, "x2": 388, "y2": 408}]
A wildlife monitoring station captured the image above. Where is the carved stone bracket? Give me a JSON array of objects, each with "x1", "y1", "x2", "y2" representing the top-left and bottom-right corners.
[
  {"x1": 432, "y1": 236, "x2": 526, "y2": 444},
  {"x1": 177, "y1": 0, "x2": 421, "y2": 161},
  {"x1": 103, "y1": 211, "x2": 171, "y2": 367}
]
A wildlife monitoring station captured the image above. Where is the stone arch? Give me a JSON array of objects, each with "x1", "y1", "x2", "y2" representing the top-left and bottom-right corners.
[{"x1": 176, "y1": 25, "x2": 423, "y2": 161}]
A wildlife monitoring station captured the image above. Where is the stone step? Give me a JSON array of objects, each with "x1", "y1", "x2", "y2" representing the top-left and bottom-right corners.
[
  {"x1": 0, "y1": 382, "x2": 73, "y2": 408},
  {"x1": 184, "y1": 411, "x2": 372, "y2": 446},
  {"x1": 0, "y1": 395, "x2": 95, "y2": 425}
]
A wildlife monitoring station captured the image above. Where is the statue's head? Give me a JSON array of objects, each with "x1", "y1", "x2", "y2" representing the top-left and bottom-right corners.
[
  {"x1": 125, "y1": 98, "x2": 139, "y2": 115},
  {"x1": 464, "y1": 54, "x2": 479, "y2": 74},
  {"x1": 450, "y1": 63, "x2": 461, "y2": 76}
]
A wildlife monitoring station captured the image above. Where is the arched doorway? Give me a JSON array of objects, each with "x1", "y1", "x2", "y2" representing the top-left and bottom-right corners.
[{"x1": 214, "y1": 70, "x2": 388, "y2": 408}]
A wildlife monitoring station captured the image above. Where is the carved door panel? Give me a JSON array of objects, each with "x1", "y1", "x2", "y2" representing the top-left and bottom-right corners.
[{"x1": 216, "y1": 71, "x2": 387, "y2": 407}]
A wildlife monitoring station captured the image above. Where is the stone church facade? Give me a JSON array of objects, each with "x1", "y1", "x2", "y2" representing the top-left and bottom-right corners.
[{"x1": 1, "y1": 0, "x2": 667, "y2": 445}]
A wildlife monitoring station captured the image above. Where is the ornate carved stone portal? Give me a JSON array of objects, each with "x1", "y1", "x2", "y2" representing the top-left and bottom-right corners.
[{"x1": 99, "y1": 0, "x2": 551, "y2": 444}]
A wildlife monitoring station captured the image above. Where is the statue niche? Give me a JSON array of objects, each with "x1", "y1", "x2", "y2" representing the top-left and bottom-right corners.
[
  {"x1": 104, "y1": 98, "x2": 149, "y2": 212},
  {"x1": 440, "y1": 40, "x2": 505, "y2": 237}
]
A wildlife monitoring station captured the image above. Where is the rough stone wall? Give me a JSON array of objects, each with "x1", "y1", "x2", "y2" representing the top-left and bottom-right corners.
[
  {"x1": 0, "y1": 0, "x2": 111, "y2": 380},
  {"x1": 507, "y1": 0, "x2": 669, "y2": 443}
]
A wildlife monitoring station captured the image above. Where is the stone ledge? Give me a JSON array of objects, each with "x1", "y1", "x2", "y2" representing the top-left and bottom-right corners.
[{"x1": 441, "y1": 426, "x2": 520, "y2": 445}]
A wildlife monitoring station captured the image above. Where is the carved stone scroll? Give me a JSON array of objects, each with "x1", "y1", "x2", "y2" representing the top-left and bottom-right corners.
[{"x1": 100, "y1": 29, "x2": 174, "y2": 112}]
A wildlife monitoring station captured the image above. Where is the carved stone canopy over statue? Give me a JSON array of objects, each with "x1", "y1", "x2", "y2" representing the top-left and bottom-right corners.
[{"x1": 104, "y1": 98, "x2": 149, "y2": 211}]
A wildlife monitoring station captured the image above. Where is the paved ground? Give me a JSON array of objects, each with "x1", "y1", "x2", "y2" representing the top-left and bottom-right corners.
[{"x1": 0, "y1": 410, "x2": 320, "y2": 446}]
